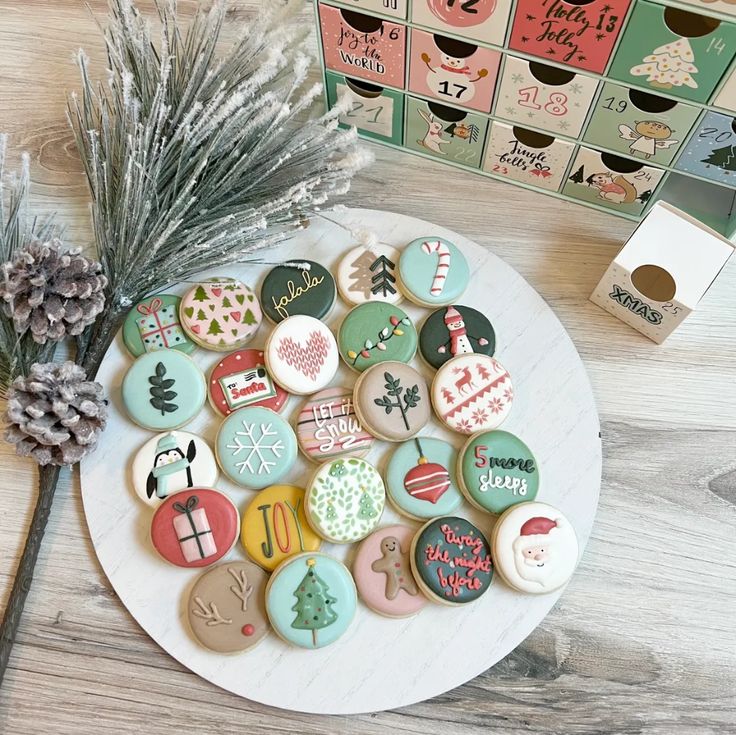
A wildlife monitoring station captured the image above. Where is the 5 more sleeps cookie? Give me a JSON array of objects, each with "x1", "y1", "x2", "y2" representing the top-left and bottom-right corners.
[
  {"x1": 122, "y1": 294, "x2": 196, "y2": 357},
  {"x1": 419, "y1": 305, "x2": 495, "y2": 369},
  {"x1": 336, "y1": 243, "x2": 403, "y2": 306},
  {"x1": 260, "y1": 261, "x2": 336, "y2": 323}
]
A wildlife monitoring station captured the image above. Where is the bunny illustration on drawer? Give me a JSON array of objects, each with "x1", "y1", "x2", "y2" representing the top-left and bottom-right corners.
[
  {"x1": 318, "y1": 4, "x2": 407, "y2": 88},
  {"x1": 339, "y1": 0, "x2": 408, "y2": 19},
  {"x1": 674, "y1": 111, "x2": 736, "y2": 185},
  {"x1": 410, "y1": 0, "x2": 514, "y2": 47}
]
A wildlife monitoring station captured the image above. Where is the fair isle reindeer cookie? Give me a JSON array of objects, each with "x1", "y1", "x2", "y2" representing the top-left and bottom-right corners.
[
  {"x1": 260, "y1": 260, "x2": 336, "y2": 323},
  {"x1": 336, "y1": 243, "x2": 403, "y2": 306},
  {"x1": 419, "y1": 305, "x2": 495, "y2": 370},
  {"x1": 122, "y1": 294, "x2": 196, "y2": 357}
]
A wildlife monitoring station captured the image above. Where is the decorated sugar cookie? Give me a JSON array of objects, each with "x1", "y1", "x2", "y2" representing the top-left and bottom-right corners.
[
  {"x1": 180, "y1": 278, "x2": 261, "y2": 351},
  {"x1": 338, "y1": 302, "x2": 417, "y2": 372},
  {"x1": 295, "y1": 387, "x2": 374, "y2": 462},
  {"x1": 458, "y1": 430, "x2": 539, "y2": 515},
  {"x1": 353, "y1": 525, "x2": 425, "y2": 618},
  {"x1": 385, "y1": 437, "x2": 463, "y2": 520},
  {"x1": 419, "y1": 305, "x2": 495, "y2": 370},
  {"x1": 336, "y1": 243, "x2": 403, "y2": 306},
  {"x1": 305, "y1": 458, "x2": 385, "y2": 543},
  {"x1": 131, "y1": 431, "x2": 218, "y2": 506},
  {"x1": 431, "y1": 354, "x2": 513, "y2": 434},
  {"x1": 240, "y1": 485, "x2": 321, "y2": 571},
  {"x1": 121, "y1": 350, "x2": 206, "y2": 431},
  {"x1": 208, "y1": 349, "x2": 288, "y2": 417},
  {"x1": 265, "y1": 552, "x2": 357, "y2": 649},
  {"x1": 492, "y1": 502, "x2": 578, "y2": 595},
  {"x1": 216, "y1": 406, "x2": 297, "y2": 489},
  {"x1": 122, "y1": 294, "x2": 196, "y2": 357},
  {"x1": 410, "y1": 516, "x2": 493, "y2": 605},
  {"x1": 150, "y1": 488, "x2": 239, "y2": 568},
  {"x1": 397, "y1": 237, "x2": 469, "y2": 307},
  {"x1": 353, "y1": 361, "x2": 431, "y2": 442},
  {"x1": 264, "y1": 314, "x2": 339, "y2": 395},
  {"x1": 261, "y1": 260, "x2": 336, "y2": 323},
  {"x1": 187, "y1": 561, "x2": 269, "y2": 653}
]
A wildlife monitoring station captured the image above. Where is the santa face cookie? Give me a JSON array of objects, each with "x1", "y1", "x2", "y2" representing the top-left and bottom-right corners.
[
  {"x1": 180, "y1": 278, "x2": 262, "y2": 351},
  {"x1": 265, "y1": 552, "x2": 357, "y2": 649},
  {"x1": 296, "y1": 387, "x2": 374, "y2": 462},
  {"x1": 216, "y1": 406, "x2": 297, "y2": 489},
  {"x1": 122, "y1": 351, "x2": 206, "y2": 431},
  {"x1": 492, "y1": 502, "x2": 578, "y2": 595},
  {"x1": 187, "y1": 561, "x2": 269, "y2": 653},
  {"x1": 458, "y1": 430, "x2": 540, "y2": 515},
  {"x1": 410, "y1": 516, "x2": 493, "y2": 605},
  {"x1": 419, "y1": 305, "x2": 495, "y2": 370},
  {"x1": 353, "y1": 525, "x2": 425, "y2": 618},
  {"x1": 150, "y1": 488, "x2": 239, "y2": 568},
  {"x1": 336, "y1": 243, "x2": 402, "y2": 306},
  {"x1": 353, "y1": 361, "x2": 431, "y2": 442},
  {"x1": 240, "y1": 484, "x2": 321, "y2": 572},
  {"x1": 264, "y1": 315, "x2": 339, "y2": 395},
  {"x1": 432, "y1": 354, "x2": 513, "y2": 434},
  {"x1": 306, "y1": 458, "x2": 385, "y2": 543},
  {"x1": 397, "y1": 237, "x2": 469, "y2": 307},
  {"x1": 122, "y1": 294, "x2": 196, "y2": 357},
  {"x1": 261, "y1": 261, "x2": 336, "y2": 323},
  {"x1": 131, "y1": 431, "x2": 218, "y2": 506},
  {"x1": 208, "y1": 349, "x2": 288, "y2": 417}
]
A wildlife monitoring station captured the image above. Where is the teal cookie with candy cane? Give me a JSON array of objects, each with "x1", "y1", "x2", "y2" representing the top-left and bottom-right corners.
[{"x1": 122, "y1": 294, "x2": 196, "y2": 357}]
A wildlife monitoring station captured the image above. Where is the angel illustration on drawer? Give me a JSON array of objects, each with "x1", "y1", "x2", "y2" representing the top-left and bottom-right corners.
[{"x1": 618, "y1": 121, "x2": 679, "y2": 159}]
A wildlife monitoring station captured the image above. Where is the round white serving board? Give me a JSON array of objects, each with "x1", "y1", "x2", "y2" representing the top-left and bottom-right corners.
[{"x1": 81, "y1": 207, "x2": 601, "y2": 714}]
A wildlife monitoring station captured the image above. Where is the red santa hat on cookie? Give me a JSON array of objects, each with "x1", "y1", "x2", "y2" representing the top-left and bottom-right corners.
[{"x1": 513, "y1": 516, "x2": 562, "y2": 552}]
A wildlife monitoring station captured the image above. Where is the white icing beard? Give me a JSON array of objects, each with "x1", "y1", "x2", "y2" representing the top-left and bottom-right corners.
[{"x1": 514, "y1": 550, "x2": 551, "y2": 586}]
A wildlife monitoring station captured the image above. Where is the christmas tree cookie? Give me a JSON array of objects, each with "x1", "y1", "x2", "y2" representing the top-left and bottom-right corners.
[{"x1": 336, "y1": 243, "x2": 403, "y2": 306}]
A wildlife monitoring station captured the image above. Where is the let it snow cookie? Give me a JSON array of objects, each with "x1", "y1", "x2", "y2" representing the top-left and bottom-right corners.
[
  {"x1": 419, "y1": 305, "x2": 495, "y2": 370},
  {"x1": 336, "y1": 243, "x2": 403, "y2": 306},
  {"x1": 122, "y1": 294, "x2": 196, "y2": 357},
  {"x1": 491, "y1": 502, "x2": 578, "y2": 595},
  {"x1": 261, "y1": 260, "x2": 336, "y2": 323}
]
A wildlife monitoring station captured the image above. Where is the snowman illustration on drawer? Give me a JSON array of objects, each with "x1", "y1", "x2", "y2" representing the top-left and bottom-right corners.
[{"x1": 421, "y1": 37, "x2": 488, "y2": 105}]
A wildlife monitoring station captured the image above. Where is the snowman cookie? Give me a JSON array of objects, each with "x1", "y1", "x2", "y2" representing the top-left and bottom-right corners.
[
  {"x1": 419, "y1": 305, "x2": 495, "y2": 369},
  {"x1": 122, "y1": 294, "x2": 196, "y2": 357},
  {"x1": 260, "y1": 260, "x2": 336, "y2": 323},
  {"x1": 336, "y1": 243, "x2": 403, "y2": 306}
]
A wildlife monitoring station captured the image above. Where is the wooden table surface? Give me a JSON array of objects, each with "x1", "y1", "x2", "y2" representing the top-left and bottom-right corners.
[{"x1": 1, "y1": 2, "x2": 734, "y2": 733}]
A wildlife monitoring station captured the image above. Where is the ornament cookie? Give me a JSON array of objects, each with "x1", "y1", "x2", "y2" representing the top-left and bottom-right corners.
[
  {"x1": 122, "y1": 294, "x2": 195, "y2": 357},
  {"x1": 150, "y1": 488, "x2": 239, "y2": 568},
  {"x1": 261, "y1": 260, "x2": 336, "y2": 323},
  {"x1": 187, "y1": 561, "x2": 269, "y2": 653},
  {"x1": 264, "y1": 315, "x2": 339, "y2": 395},
  {"x1": 180, "y1": 278, "x2": 261, "y2": 351},
  {"x1": 410, "y1": 516, "x2": 493, "y2": 605},
  {"x1": 353, "y1": 525, "x2": 425, "y2": 618},
  {"x1": 131, "y1": 431, "x2": 218, "y2": 506},
  {"x1": 336, "y1": 243, "x2": 403, "y2": 306},
  {"x1": 458, "y1": 430, "x2": 539, "y2": 514},
  {"x1": 208, "y1": 349, "x2": 288, "y2": 417},
  {"x1": 431, "y1": 354, "x2": 513, "y2": 434},
  {"x1": 296, "y1": 387, "x2": 374, "y2": 462},
  {"x1": 265, "y1": 552, "x2": 357, "y2": 649},
  {"x1": 305, "y1": 458, "x2": 385, "y2": 543},
  {"x1": 122, "y1": 351, "x2": 206, "y2": 431},
  {"x1": 338, "y1": 302, "x2": 417, "y2": 372},
  {"x1": 419, "y1": 305, "x2": 495, "y2": 370},
  {"x1": 216, "y1": 406, "x2": 297, "y2": 489},
  {"x1": 492, "y1": 502, "x2": 578, "y2": 594},
  {"x1": 241, "y1": 484, "x2": 321, "y2": 571}
]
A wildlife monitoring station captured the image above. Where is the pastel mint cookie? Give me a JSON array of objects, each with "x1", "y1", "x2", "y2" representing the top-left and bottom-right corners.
[
  {"x1": 398, "y1": 237, "x2": 469, "y2": 306},
  {"x1": 122, "y1": 294, "x2": 196, "y2": 357}
]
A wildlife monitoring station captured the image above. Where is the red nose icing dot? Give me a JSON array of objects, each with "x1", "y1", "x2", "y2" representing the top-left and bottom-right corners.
[{"x1": 241, "y1": 624, "x2": 255, "y2": 637}]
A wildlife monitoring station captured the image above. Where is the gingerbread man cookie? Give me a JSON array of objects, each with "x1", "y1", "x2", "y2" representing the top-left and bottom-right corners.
[{"x1": 371, "y1": 535, "x2": 419, "y2": 600}]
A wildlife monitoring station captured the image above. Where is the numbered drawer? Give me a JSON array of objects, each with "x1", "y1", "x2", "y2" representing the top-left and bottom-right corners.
[
  {"x1": 410, "y1": 0, "x2": 513, "y2": 47},
  {"x1": 482, "y1": 122, "x2": 575, "y2": 190},
  {"x1": 608, "y1": 3, "x2": 736, "y2": 104},
  {"x1": 674, "y1": 111, "x2": 736, "y2": 186},
  {"x1": 318, "y1": 4, "x2": 407, "y2": 88},
  {"x1": 404, "y1": 97, "x2": 490, "y2": 168},
  {"x1": 508, "y1": 0, "x2": 632, "y2": 74},
  {"x1": 561, "y1": 147, "x2": 666, "y2": 215},
  {"x1": 332, "y1": 0, "x2": 408, "y2": 19},
  {"x1": 712, "y1": 65, "x2": 736, "y2": 112},
  {"x1": 494, "y1": 56, "x2": 598, "y2": 137},
  {"x1": 583, "y1": 83, "x2": 701, "y2": 165},
  {"x1": 650, "y1": 0, "x2": 736, "y2": 18},
  {"x1": 407, "y1": 29, "x2": 501, "y2": 113}
]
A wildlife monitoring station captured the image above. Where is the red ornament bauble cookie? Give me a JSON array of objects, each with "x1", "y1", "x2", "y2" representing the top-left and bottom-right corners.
[
  {"x1": 403, "y1": 456, "x2": 450, "y2": 504},
  {"x1": 427, "y1": 0, "x2": 497, "y2": 26}
]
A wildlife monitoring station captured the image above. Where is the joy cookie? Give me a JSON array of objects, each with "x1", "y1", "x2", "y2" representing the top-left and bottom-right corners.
[
  {"x1": 336, "y1": 243, "x2": 403, "y2": 306},
  {"x1": 305, "y1": 458, "x2": 385, "y2": 543},
  {"x1": 385, "y1": 437, "x2": 463, "y2": 520},
  {"x1": 261, "y1": 260, "x2": 336, "y2": 323},
  {"x1": 491, "y1": 502, "x2": 578, "y2": 595},
  {"x1": 353, "y1": 525, "x2": 425, "y2": 618},
  {"x1": 122, "y1": 350, "x2": 206, "y2": 431},
  {"x1": 295, "y1": 387, "x2": 374, "y2": 462},
  {"x1": 458, "y1": 430, "x2": 540, "y2": 515},
  {"x1": 187, "y1": 561, "x2": 269, "y2": 653},
  {"x1": 264, "y1": 315, "x2": 339, "y2": 395},
  {"x1": 150, "y1": 488, "x2": 239, "y2": 568},
  {"x1": 241, "y1": 485, "x2": 321, "y2": 571},
  {"x1": 122, "y1": 294, "x2": 196, "y2": 357},
  {"x1": 338, "y1": 302, "x2": 417, "y2": 373},
  {"x1": 208, "y1": 349, "x2": 288, "y2": 417},
  {"x1": 216, "y1": 406, "x2": 297, "y2": 489},
  {"x1": 419, "y1": 305, "x2": 495, "y2": 370},
  {"x1": 397, "y1": 237, "x2": 469, "y2": 307},
  {"x1": 353, "y1": 361, "x2": 431, "y2": 442},
  {"x1": 431, "y1": 354, "x2": 513, "y2": 434},
  {"x1": 180, "y1": 278, "x2": 261, "y2": 351},
  {"x1": 410, "y1": 516, "x2": 493, "y2": 605},
  {"x1": 265, "y1": 552, "x2": 357, "y2": 649},
  {"x1": 131, "y1": 431, "x2": 218, "y2": 506}
]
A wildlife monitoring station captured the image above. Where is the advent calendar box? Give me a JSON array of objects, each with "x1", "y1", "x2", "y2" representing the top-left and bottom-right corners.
[
  {"x1": 674, "y1": 110, "x2": 736, "y2": 185},
  {"x1": 410, "y1": 0, "x2": 513, "y2": 46}
]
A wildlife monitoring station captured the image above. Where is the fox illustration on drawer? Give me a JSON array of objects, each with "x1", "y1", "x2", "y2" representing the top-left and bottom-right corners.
[{"x1": 410, "y1": 0, "x2": 514, "y2": 47}]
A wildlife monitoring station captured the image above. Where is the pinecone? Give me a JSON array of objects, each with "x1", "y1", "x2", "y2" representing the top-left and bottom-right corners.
[
  {"x1": 0, "y1": 238, "x2": 107, "y2": 344},
  {"x1": 5, "y1": 361, "x2": 107, "y2": 466}
]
